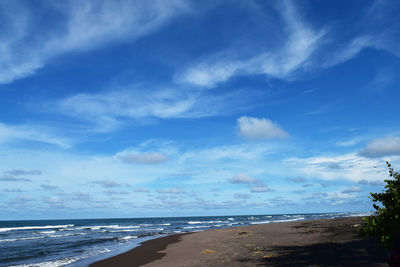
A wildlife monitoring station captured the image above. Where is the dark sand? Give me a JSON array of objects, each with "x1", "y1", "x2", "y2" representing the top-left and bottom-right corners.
[{"x1": 91, "y1": 217, "x2": 388, "y2": 267}]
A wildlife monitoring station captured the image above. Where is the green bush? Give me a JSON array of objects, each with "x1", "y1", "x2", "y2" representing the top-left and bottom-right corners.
[{"x1": 360, "y1": 161, "x2": 400, "y2": 248}]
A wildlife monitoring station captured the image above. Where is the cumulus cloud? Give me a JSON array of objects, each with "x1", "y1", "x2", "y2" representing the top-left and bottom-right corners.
[
  {"x1": 0, "y1": 0, "x2": 191, "y2": 84},
  {"x1": 104, "y1": 190, "x2": 129, "y2": 195},
  {"x1": 285, "y1": 152, "x2": 389, "y2": 182},
  {"x1": 0, "y1": 174, "x2": 31, "y2": 182},
  {"x1": 359, "y1": 136, "x2": 400, "y2": 158},
  {"x1": 251, "y1": 186, "x2": 273, "y2": 193},
  {"x1": 358, "y1": 179, "x2": 385, "y2": 187},
  {"x1": 229, "y1": 173, "x2": 260, "y2": 184},
  {"x1": 92, "y1": 179, "x2": 123, "y2": 188},
  {"x1": 229, "y1": 173, "x2": 273, "y2": 193},
  {"x1": 286, "y1": 177, "x2": 307, "y2": 183},
  {"x1": 237, "y1": 116, "x2": 289, "y2": 140},
  {"x1": 3, "y1": 188, "x2": 24, "y2": 193},
  {"x1": 119, "y1": 152, "x2": 168, "y2": 165},
  {"x1": 233, "y1": 193, "x2": 250, "y2": 199},
  {"x1": 134, "y1": 188, "x2": 150, "y2": 193},
  {"x1": 40, "y1": 184, "x2": 58, "y2": 190},
  {"x1": 341, "y1": 186, "x2": 362, "y2": 194},
  {"x1": 156, "y1": 188, "x2": 185, "y2": 194},
  {"x1": 5, "y1": 169, "x2": 42, "y2": 176},
  {"x1": 10, "y1": 195, "x2": 34, "y2": 204}
]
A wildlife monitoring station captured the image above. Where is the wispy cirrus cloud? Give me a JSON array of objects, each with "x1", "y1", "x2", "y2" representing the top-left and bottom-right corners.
[
  {"x1": 0, "y1": 122, "x2": 71, "y2": 148},
  {"x1": 175, "y1": 0, "x2": 325, "y2": 87},
  {"x1": 176, "y1": 0, "x2": 400, "y2": 89},
  {"x1": 55, "y1": 86, "x2": 251, "y2": 132},
  {"x1": 285, "y1": 152, "x2": 396, "y2": 182},
  {"x1": 0, "y1": 0, "x2": 192, "y2": 84}
]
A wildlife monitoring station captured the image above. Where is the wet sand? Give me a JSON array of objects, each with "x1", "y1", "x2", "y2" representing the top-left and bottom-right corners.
[{"x1": 91, "y1": 216, "x2": 388, "y2": 267}]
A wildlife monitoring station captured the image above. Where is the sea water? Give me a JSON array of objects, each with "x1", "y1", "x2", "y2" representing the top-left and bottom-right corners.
[{"x1": 0, "y1": 212, "x2": 369, "y2": 266}]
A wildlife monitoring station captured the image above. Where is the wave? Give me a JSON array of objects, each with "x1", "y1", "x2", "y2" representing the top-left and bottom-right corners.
[
  {"x1": 273, "y1": 217, "x2": 305, "y2": 223},
  {"x1": 250, "y1": 220, "x2": 270, "y2": 225},
  {"x1": 75, "y1": 225, "x2": 140, "y2": 231},
  {"x1": 38, "y1": 231, "x2": 56, "y2": 234},
  {"x1": 187, "y1": 220, "x2": 222, "y2": 225},
  {"x1": 0, "y1": 232, "x2": 87, "y2": 242},
  {"x1": 0, "y1": 236, "x2": 46, "y2": 242},
  {"x1": 183, "y1": 225, "x2": 209, "y2": 229},
  {"x1": 0, "y1": 224, "x2": 74, "y2": 233},
  {"x1": 118, "y1": 236, "x2": 137, "y2": 241},
  {"x1": 9, "y1": 257, "x2": 79, "y2": 267}
]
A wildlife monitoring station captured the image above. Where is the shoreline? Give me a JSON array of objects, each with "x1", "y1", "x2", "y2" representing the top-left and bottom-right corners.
[{"x1": 90, "y1": 216, "x2": 388, "y2": 267}]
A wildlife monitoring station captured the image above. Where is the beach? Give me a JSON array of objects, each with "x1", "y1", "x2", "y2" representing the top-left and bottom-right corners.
[{"x1": 91, "y1": 216, "x2": 387, "y2": 266}]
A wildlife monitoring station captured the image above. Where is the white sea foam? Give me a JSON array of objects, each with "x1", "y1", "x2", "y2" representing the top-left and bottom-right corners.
[
  {"x1": 0, "y1": 236, "x2": 46, "y2": 242},
  {"x1": 227, "y1": 218, "x2": 235, "y2": 221},
  {"x1": 187, "y1": 221, "x2": 202, "y2": 224},
  {"x1": 273, "y1": 217, "x2": 305, "y2": 223},
  {"x1": 38, "y1": 230, "x2": 56, "y2": 234},
  {"x1": 9, "y1": 257, "x2": 79, "y2": 267},
  {"x1": 75, "y1": 225, "x2": 140, "y2": 231},
  {"x1": 118, "y1": 235, "x2": 137, "y2": 241},
  {"x1": 108, "y1": 229, "x2": 138, "y2": 233},
  {"x1": 250, "y1": 220, "x2": 270, "y2": 225},
  {"x1": 0, "y1": 224, "x2": 74, "y2": 232},
  {"x1": 140, "y1": 228, "x2": 164, "y2": 231},
  {"x1": 48, "y1": 233, "x2": 87, "y2": 238},
  {"x1": 183, "y1": 225, "x2": 209, "y2": 229}
]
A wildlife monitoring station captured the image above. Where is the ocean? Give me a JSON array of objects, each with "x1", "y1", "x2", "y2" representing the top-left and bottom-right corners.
[{"x1": 0, "y1": 212, "x2": 368, "y2": 266}]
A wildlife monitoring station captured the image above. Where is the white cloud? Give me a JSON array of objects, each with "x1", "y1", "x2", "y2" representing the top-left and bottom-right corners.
[
  {"x1": 251, "y1": 186, "x2": 273, "y2": 193},
  {"x1": 359, "y1": 136, "x2": 400, "y2": 158},
  {"x1": 92, "y1": 179, "x2": 123, "y2": 188},
  {"x1": 56, "y1": 87, "x2": 249, "y2": 132},
  {"x1": 0, "y1": 0, "x2": 191, "y2": 84},
  {"x1": 134, "y1": 188, "x2": 149, "y2": 193},
  {"x1": 0, "y1": 175, "x2": 31, "y2": 182},
  {"x1": 285, "y1": 152, "x2": 396, "y2": 182},
  {"x1": 233, "y1": 193, "x2": 250, "y2": 199},
  {"x1": 229, "y1": 173, "x2": 260, "y2": 184},
  {"x1": 237, "y1": 116, "x2": 288, "y2": 140},
  {"x1": 341, "y1": 186, "x2": 362, "y2": 194},
  {"x1": 176, "y1": 0, "x2": 324, "y2": 87},
  {"x1": 5, "y1": 169, "x2": 42, "y2": 176},
  {"x1": 0, "y1": 122, "x2": 71, "y2": 148},
  {"x1": 119, "y1": 152, "x2": 168, "y2": 165},
  {"x1": 286, "y1": 177, "x2": 307, "y2": 183},
  {"x1": 156, "y1": 188, "x2": 185, "y2": 194},
  {"x1": 336, "y1": 137, "x2": 365, "y2": 147}
]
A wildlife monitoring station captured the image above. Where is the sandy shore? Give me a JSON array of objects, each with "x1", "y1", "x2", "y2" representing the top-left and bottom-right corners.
[{"x1": 91, "y1": 217, "x2": 388, "y2": 267}]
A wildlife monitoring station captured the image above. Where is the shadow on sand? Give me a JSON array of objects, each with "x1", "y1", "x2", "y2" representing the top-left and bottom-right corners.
[{"x1": 255, "y1": 237, "x2": 388, "y2": 266}]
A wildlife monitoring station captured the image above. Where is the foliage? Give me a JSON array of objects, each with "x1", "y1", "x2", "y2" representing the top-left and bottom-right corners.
[{"x1": 360, "y1": 162, "x2": 400, "y2": 248}]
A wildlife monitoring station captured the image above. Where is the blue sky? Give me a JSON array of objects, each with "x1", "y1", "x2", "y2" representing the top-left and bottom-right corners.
[{"x1": 1, "y1": 0, "x2": 400, "y2": 220}]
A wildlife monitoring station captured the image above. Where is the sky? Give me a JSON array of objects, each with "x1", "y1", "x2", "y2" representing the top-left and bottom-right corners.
[{"x1": 1, "y1": 0, "x2": 400, "y2": 220}]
